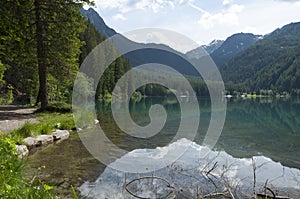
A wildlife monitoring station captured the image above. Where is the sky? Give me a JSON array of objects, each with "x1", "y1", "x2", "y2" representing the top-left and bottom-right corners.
[{"x1": 87, "y1": 0, "x2": 300, "y2": 45}]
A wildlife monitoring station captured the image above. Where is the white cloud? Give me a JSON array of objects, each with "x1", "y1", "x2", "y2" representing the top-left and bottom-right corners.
[
  {"x1": 135, "y1": 0, "x2": 164, "y2": 13},
  {"x1": 199, "y1": 12, "x2": 240, "y2": 29},
  {"x1": 273, "y1": 0, "x2": 300, "y2": 2},
  {"x1": 95, "y1": 0, "x2": 300, "y2": 45},
  {"x1": 113, "y1": 14, "x2": 127, "y2": 21},
  {"x1": 97, "y1": 0, "x2": 123, "y2": 9},
  {"x1": 222, "y1": 0, "x2": 233, "y2": 6},
  {"x1": 188, "y1": 2, "x2": 207, "y2": 14},
  {"x1": 97, "y1": 0, "x2": 195, "y2": 13},
  {"x1": 241, "y1": 26, "x2": 258, "y2": 34},
  {"x1": 228, "y1": 4, "x2": 244, "y2": 13},
  {"x1": 190, "y1": 3, "x2": 244, "y2": 29},
  {"x1": 179, "y1": 0, "x2": 195, "y2": 5}
]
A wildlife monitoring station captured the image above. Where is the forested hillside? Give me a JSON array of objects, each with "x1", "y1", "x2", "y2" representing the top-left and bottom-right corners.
[
  {"x1": 79, "y1": 20, "x2": 132, "y2": 99},
  {"x1": 221, "y1": 22, "x2": 300, "y2": 95}
]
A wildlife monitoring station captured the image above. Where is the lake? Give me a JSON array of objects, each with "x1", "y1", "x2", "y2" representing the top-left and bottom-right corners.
[{"x1": 27, "y1": 97, "x2": 300, "y2": 198}]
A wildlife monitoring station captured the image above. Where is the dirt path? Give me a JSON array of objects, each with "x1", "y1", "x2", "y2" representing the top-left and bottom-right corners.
[{"x1": 0, "y1": 105, "x2": 38, "y2": 133}]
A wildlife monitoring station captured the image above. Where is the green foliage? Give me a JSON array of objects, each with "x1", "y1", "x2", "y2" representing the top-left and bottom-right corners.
[
  {"x1": 0, "y1": 0, "x2": 38, "y2": 100},
  {"x1": 0, "y1": 0, "x2": 93, "y2": 106},
  {"x1": 71, "y1": 185, "x2": 79, "y2": 199},
  {"x1": 42, "y1": 101, "x2": 72, "y2": 113},
  {"x1": 79, "y1": 20, "x2": 133, "y2": 99},
  {"x1": 79, "y1": 20, "x2": 105, "y2": 64},
  {"x1": 38, "y1": 112, "x2": 75, "y2": 131},
  {"x1": 10, "y1": 112, "x2": 74, "y2": 139},
  {"x1": 40, "y1": 123, "x2": 53, "y2": 135},
  {"x1": 73, "y1": 107, "x2": 95, "y2": 129},
  {"x1": 220, "y1": 22, "x2": 300, "y2": 94},
  {"x1": 0, "y1": 136, "x2": 54, "y2": 198},
  {"x1": 0, "y1": 61, "x2": 5, "y2": 83},
  {"x1": 73, "y1": 72, "x2": 95, "y2": 100},
  {"x1": 211, "y1": 33, "x2": 260, "y2": 66},
  {"x1": 12, "y1": 121, "x2": 53, "y2": 138},
  {"x1": 0, "y1": 84, "x2": 14, "y2": 105},
  {"x1": 13, "y1": 122, "x2": 33, "y2": 138}
]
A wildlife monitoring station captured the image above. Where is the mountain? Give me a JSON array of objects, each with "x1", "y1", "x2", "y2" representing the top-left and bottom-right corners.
[
  {"x1": 80, "y1": 8, "x2": 300, "y2": 94},
  {"x1": 81, "y1": 8, "x2": 199, "y2": 76},
  {"x1": 186, "y1": 40, "x2": 224, "y2": 59},
  {"x1": 220, "y1": 22, "x2": 300, "y2": 93},
  {"x1": 211, "y1": 33, "x2": 262, "y2": 67},
  {"x1": 204, "y1": 40, "x2": 225, "y2": 54},
  {"x1": 80, "y1": 8, "x2": 116, "y2": 38}
]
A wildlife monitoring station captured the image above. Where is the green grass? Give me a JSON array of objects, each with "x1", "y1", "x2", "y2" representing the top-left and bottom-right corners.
[
  {"x1": 36, "y1": 101, "x2": 72, "y2": 113},
  {"x1": 0, "y1": 107, "x2": 77, "y2": 198},
  {"x1": 10, "y1": 112, "x2": 75, "y2": 141},
  {"x1": 0, "y1": 136, "x2": 54, "y2": 198}
]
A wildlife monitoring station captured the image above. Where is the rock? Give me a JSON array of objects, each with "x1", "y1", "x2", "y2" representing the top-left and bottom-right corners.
[
  {"x1": 16, "y1": 145, "x2": 29, "y2": 159},
  {"x1": 23, "y1": 137, "x2": 36, "y2": 148},
  {"x1": 52, "y1": 130, "x2": 69, "y2": 141},
  {"x1": 35, "y1": 134, "x2": 53, "y2": 146}
]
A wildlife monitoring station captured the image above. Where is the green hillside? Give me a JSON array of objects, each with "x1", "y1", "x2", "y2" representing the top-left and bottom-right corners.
[{"x1": 220, "y1": 22, "x2": 300, "y2": 95}]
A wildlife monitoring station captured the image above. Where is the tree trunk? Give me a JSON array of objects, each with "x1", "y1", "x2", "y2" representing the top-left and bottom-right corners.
[{"x1": 35, "y1": 0, "x2": 48, "y2": 110}]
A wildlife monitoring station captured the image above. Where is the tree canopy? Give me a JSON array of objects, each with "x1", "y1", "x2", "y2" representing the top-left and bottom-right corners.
[{"x1": 0, "y1": 0, "x2": 93, "y2": 108}]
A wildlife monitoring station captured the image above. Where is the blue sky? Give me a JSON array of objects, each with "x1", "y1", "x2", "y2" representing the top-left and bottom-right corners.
[{"x1": 87, "y1": 0, "x2": 300, "y2": 45}]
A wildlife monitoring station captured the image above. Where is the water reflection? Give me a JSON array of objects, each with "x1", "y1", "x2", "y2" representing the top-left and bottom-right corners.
[
  {"x1": 79, "y1": 138, "x2": 300, "y2": 198},
  {"x1": 219, "y1": 98, "x2": 300, "y2": 168},
  {"x1": 96, "y1": 97, "x2": 300, "y2": 169}
]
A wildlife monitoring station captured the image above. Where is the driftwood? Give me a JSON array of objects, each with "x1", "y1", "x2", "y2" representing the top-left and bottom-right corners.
[
  {"x1": 124, "y1": 176, "x2": 174, "y2": 199},
  {"x1": 256, "y1": 193, "x2": 292, "y2": 199},
  {"x1": 256, "y1": 186, "x2": 292, "y2": 199},
  {"x1": 122, "y1": 157, "x2": 295, "y2": 199}
]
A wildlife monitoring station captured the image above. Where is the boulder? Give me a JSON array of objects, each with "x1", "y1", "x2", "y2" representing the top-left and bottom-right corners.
[
  {"x1": 52, "y1": 130, "x2": 69, "y2": 141},
  {"x1": 16, "y1": 145, "x2": 29, "y2": 159},
  {"x1": 23, "y1": 137, "x2": 36, "y2": 148},
  {"x1": 35, "y1": 134, "x2": 53, "y2": 146}
]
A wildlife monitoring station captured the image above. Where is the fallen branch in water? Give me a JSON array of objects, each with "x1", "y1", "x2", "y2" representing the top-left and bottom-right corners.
[{"x1": 256, "y1": 186, "x2": 292, "y2": 199}]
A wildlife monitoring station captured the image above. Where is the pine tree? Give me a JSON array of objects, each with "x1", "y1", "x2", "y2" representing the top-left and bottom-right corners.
[{"x1": 1, "y1": 0, "x2": 93, "y2": 108}]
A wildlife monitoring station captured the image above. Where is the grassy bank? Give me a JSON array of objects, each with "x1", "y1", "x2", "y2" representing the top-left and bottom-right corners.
[
  {"x1": 0, "y1": 102, "x2": 76, "y2": 198},
  {"x1": 8, "y1": 102, "x2": 74, "y2": 142},
  {"x1": 0, "y1": 136, "x2": 54, "y2": 198}
]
